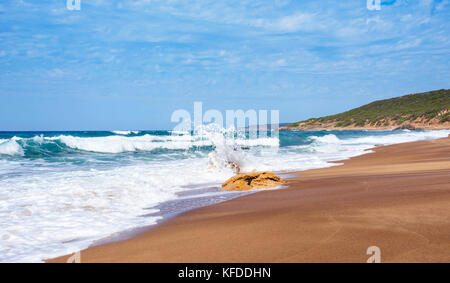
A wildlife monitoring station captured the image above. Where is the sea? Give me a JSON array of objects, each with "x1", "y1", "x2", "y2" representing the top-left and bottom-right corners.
[{"x1": 0, "y1": 128, "x2": 449, "y2": 262}]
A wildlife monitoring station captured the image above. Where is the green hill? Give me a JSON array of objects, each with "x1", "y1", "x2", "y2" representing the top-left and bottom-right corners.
[{"x1": 285, "y1": 89, "x2": 450, "y2": 130}]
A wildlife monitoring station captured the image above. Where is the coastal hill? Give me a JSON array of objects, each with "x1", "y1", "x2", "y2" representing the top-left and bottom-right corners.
[{"x1": 282, "y1": 89, "x2": 450, "y2": 131}]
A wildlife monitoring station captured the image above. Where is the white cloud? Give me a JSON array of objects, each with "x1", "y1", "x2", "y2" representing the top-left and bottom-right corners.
[
  {"x1": 248, "y1": 12, "x2": 328, "y2": 33},
  {"x1": 273, "y1": 58, "x2": 287, "y2": 67},
  {"x1": 47, "y1": 69, "x2": 64, "y2": 78},
  {"x1": 275, "y1": 13, "x2": 318, "y2": 32},
  {"x1": 396, "y1": 38, "x2": 423, "y2": 50},
  {"x1": 435, "y1": 0, "x2": 450, "y2": 11},
  {"x1": 1, "y1": 0, "x2": 449, "y2": 96}
]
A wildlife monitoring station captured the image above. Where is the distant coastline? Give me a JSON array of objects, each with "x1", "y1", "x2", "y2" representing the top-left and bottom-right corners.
[
  {"x1": 280, "y1": 123, "x2": 450, "y2": 131},
  {"x1": 282, "y1": 89, "x2": 450, "y2": 131}
]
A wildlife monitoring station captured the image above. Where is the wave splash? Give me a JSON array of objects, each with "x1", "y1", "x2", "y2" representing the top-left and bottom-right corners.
[
  {"x1": 0, "y1": 138, "x2": 24, "y2": 156},
  {"x1": 0, "y1": 128, "x2": 280, "y2": 157},
  {"x1": 111, "y1": 130, "x2": 140, "y2": 136}
]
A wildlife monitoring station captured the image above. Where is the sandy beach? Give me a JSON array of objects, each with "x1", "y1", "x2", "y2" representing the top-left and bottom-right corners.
[{"x1": 48, "y1": 136, "x2": 450, "y2": 263}]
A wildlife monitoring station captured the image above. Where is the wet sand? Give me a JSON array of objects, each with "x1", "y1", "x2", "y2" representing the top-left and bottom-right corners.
[{"x1": 48, "y1": 137, "x2": 450, "y2": 263}]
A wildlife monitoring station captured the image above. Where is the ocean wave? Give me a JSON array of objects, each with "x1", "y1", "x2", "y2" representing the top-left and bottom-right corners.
[
  {"x1": 0, "y1": 132, "x2": 280, "y2": 156},
  {"x1": 305, "y1": 130, "x2": 450, "y2": 155},
  {"x1": 56, "y1": 134, "x2": 179, "y2": 153},
  {"x1": 51, "y1": 134, "x2": 222, "y2": 153},
  {"x1": 111, "y1": 130, "x2": 140, "y2": 136},
  {"x1": 310, "y1": 130, "x2": 450, "y2": 146},
  {"x1": 0, "y1": 138, "x2": 24, "y2": 156},
  {"x1": 310, "y1": 134, "x2": 341, "y2": 144}
]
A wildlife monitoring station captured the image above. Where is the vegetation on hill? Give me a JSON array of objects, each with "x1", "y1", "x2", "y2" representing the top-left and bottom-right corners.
[{"x1": 286, "y1": 89, "x2": 450, "y2": 129}]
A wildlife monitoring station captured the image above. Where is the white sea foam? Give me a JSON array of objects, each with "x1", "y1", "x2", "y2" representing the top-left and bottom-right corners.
[
  {"x1": 111, "y1": 130, "x2": 140, "y2": 135},
  {"x1": 308, "y1": 130, "x2": 450, "y2": 153},
  {"x1": 0, "y1": 138, "x2": 24, "y2": 156},
  {"x1": 49, "y1": 134, "x2": 191, "y2": 153},
  {"x1": 32, "y1": 135, "x2": 44, "y2": 143},
  {"x1": 238, "y1": 130, "x2": 450, "y2": 173},
  {"x1": 0, "y1": 158, "x2": 236, "y2": 262},
  {"x1": 43, "y1": 134, "x2": 278, "y2": 154}
]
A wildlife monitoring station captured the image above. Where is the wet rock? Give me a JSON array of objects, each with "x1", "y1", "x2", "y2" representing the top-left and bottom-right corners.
[{"x1": 221, "y1": 172, "x2": 286, "y2": 191}]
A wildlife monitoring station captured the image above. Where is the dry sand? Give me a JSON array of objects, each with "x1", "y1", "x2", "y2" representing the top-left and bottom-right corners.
[{"x1": 48, "y1": 137, "x2": 450, "y2": 263}]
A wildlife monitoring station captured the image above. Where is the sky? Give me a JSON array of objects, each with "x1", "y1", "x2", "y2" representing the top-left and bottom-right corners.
[{"x1": 0, "y1": 0, "x2": 449, "y2": 131}]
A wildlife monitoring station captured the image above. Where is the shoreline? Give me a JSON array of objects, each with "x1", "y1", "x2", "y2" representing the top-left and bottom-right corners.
[
  {"x1": 48, "y1": 136, "x2": 450, "y2": 263},
  {"x1": 88, "y1": 187, "x2": 253, "y2": 249}
]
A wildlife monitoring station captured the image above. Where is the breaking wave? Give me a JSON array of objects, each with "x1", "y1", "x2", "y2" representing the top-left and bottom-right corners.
[
  {"x1": 0, "y1": 130, "x2": 279, "y2": 157},
  {"x1": 0, "y1": 138, "x2": 24, "y2": 156},
  {"x1": 111, "y1": 130, "x2": 140, "y2": 136}
]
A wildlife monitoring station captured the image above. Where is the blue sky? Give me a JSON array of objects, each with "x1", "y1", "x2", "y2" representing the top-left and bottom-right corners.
[{"x1": 0, "y1": 0, "x2": 449, "y2": 130}]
